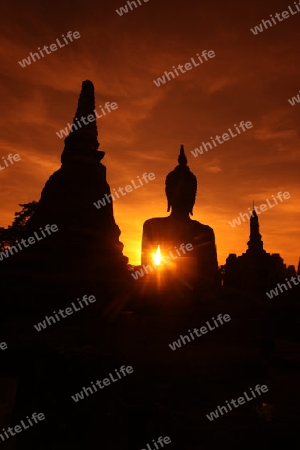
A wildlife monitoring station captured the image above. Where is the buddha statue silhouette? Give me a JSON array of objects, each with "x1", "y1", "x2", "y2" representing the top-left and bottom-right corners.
[{"x1": 141, "y1": 145, "x2": 219, "y2": 287}]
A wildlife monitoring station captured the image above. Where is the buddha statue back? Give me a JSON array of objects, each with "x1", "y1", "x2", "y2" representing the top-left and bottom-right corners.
[{"x1": 141, "y1": 145, "x2": 219, "y2": 288}]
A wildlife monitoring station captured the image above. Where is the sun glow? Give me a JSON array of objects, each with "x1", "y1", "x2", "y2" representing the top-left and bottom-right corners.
[{"x1": 153, "y1": 245, "x2": 161, "y2": 266}]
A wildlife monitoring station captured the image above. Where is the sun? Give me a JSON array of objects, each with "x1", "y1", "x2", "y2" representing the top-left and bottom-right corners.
[{"x1": 153, "y1": 245, "x2": 161, "y2": 266}]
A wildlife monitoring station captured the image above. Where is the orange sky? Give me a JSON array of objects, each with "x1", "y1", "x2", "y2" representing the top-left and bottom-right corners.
[{"x1": 0, "y1": 0, "x2": 299, "y2": 267}]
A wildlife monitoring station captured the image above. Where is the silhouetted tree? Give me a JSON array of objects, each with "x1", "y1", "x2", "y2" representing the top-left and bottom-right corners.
[{"x1": 0, "y1": 202, "x2": 38, "y2": 250}]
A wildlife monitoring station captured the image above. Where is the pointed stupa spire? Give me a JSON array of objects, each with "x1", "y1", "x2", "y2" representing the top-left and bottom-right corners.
[
  {"x1": 247, "y1": 200, "x2": 264, "y2": 252},
  {"x1": 250, "y1": 200, "x2": 256, "y2": 218},
  {"x1": 61, "y1": 80, "x2": 104, "y2": 164}
]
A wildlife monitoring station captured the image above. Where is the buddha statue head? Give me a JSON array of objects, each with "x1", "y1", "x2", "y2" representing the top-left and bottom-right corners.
[{"x1": 165, "y1": 145, "x2": 197, "y2": 217}]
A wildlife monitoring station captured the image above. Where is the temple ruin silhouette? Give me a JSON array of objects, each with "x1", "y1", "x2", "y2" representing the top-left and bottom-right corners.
[
  {"x1": 0, "y1": 80, "x2": 297, "y2": 296},
  {"x1": 7, "y1": 80, "x2": 129, "y2": 290},
  {"x1": 222, "y1": 204, "x2": 296, "y2": 292}
]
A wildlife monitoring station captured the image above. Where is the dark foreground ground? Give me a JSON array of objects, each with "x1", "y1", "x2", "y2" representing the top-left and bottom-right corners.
[{"x1": 0, "y1": 275, "x2": 300, "y2": 449}]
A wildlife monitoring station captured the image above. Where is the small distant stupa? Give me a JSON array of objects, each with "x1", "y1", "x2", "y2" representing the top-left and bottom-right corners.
[{"x1": 223, "y1": 204, "x2": 293, "y2": 291}]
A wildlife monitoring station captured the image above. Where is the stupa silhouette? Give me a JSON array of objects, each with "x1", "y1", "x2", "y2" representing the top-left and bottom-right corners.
[
  {"x1": 223, "y1": 204, "x2": 293, "y2": 291},
  {"x1": 24, "y1": 80, "x2": 128, "y2": 285}
]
